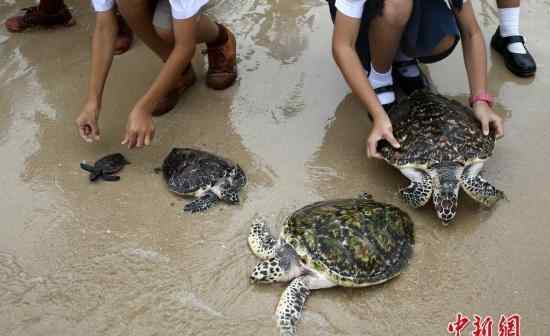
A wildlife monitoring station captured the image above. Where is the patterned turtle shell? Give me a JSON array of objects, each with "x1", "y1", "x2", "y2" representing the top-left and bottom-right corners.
[
  {"x1": 281, "y1": 197, "x2": 414, "y2": 287},
  {"x1": 162, "y1": 148, "x2": 245, "y2": 195},
  {"x1": 379, "y1": 90, "x2": 495, "y2": 169}
]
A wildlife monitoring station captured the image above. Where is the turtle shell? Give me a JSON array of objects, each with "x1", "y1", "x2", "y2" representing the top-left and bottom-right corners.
[
  {"x1": 281, "y1": 198, "x2": 414, "y2": 287},
  {"x1": 379, "y1": 90, "x2": 495, "y2": 169},
  {"x1": 161, "y1": 148, "x2": 239, "y2": 195},
  {"x1": 95, "y1": 153, "x2": 129, "y2": 174}
]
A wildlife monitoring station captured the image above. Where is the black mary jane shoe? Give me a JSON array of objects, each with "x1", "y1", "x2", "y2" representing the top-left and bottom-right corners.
[
  {"x1": 392, "y1": 59, "x2": 427, "y2": 95},
  {"x1": 367, "y1": 85, "x2": 396, "y2": 121},
  {"x1": 491, "y1": 27, "x2": 536, "y2": 78}
]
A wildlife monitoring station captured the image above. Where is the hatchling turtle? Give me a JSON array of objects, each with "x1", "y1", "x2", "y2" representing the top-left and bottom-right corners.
[
  {"x1": 249, "y1": 193, "x2": 414, "y2": 336},
  {"x1": 160, "y1": 148, "x2": 246, "y2": 213},
  {"x1": 378, "y1": 90, "x2": 505, "y2": 223},
  {"x1": 80, "y1": 153, "x2": 129, "y2": 182}
]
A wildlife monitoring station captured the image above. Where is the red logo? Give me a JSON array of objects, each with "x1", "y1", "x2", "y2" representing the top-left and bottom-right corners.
[
  {"x1": 448, "y1": 313, "x2": 470, "y2": 336},
  {"x1": 447, "y1": 314, "x2": 521, "y2": 336}
]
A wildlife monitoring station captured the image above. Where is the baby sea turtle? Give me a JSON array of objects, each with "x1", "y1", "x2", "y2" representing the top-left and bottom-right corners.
[
  {"x1": 249, "y1": 193, "x2": 414, "y2": 336},
  {"x1": 80, "y1": 153, "x2": 129, "y2": 182},
  {"x1": 378, "y1": 90, "x2": 505, "y2": 223},
  {"x1": 161, "y1": 148, "x2": 247, "y2": 213}
]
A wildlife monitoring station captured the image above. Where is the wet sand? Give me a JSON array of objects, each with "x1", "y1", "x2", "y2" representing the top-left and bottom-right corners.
[{"x1": 1, "y1": 0, "x2": 549, "y2": 335}]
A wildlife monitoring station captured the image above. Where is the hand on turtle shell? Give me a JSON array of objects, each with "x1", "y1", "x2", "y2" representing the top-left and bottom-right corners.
[
  {"x1": 122, "y1": 106, "x2": 156, "y2": 149},
  {"x1": 367, "y1": 116, "x2": 400, "y2": 159},
  {"x1": 473, "y1": 101, "x2": 504, "y2": 139},
  {"x1": 76, "y1": 101, "x2": 100, "y2": 143}
]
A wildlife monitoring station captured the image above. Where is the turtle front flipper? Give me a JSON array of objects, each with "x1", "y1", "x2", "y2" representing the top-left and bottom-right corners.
[
  {"x1": 276, "y1": 277, "x2": 311, "y2": 336},
  {"x1": 398, "y1": 169, "x2": 433, "y2": 208},
  {"x1": 101, "y1": 174, "x2": 121, "y2": 182},
  {"x1": 184, "y1": 191, "x2": 219, "y2": 213},
  {"x1": 248, "y1": 218, "x2": 277, "y2": 259},
  {"x1": 400, "y1": 177, "x2": 433, "y2": 208},
  {"x1": 80, "y1": 162, "x2": 101, "y2": 181},
  {"x1": 220, "y1": 190, "x2": 240, "y2": 204},
  {"x1": 461, "y1": 175, "x2": 505, "y2": 207}
]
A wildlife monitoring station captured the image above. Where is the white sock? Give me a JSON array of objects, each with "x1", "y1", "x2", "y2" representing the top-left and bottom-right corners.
[
  {"x1": 395, "y1": 50, "x2": 420, "y2": 77},
  {"x1": 498, "y1": 7, "x2": 527, "y2": 54},
  {"x1": 368, "y1": 65, "x2": 395, "y2": 105}
]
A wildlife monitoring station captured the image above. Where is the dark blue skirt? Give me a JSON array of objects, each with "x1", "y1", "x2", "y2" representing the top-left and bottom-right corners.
[{"x1": 327, "y1": 0, "x2": 461, "y2": 71}]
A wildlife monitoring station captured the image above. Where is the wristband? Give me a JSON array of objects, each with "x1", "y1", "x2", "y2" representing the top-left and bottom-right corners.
[{"x1": 469, "y1": 92, "x2": 495, "y2": 108}]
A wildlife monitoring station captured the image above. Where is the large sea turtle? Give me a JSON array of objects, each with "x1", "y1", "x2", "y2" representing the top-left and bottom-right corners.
[
  {"x1": 249, "y1": 193, "x2": 414, "y2": 336},
  {"x1": 378, "y1": 90, "x2": 505, "y2": 223},
  {"x1": 160, "y1": 148, "x2": 246, "y2": 213},
  {"x1": 80, "y1": 153, "x2": 129, "y2": 182}
]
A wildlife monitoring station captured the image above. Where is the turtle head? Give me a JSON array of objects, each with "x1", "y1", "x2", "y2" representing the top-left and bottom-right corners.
[
  {"x1": 430, "y1": 163, "x2": 464, "y2": 224},
  {"x1": 250, "y1": 257, "x2": 285, "y2": 283}
]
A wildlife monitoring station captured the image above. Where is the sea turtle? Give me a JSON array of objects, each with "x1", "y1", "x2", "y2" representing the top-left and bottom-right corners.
[
  {"x1": 80, "y1": 153, "x2": 129, "y2": 182},
  {"x1": 378, "y1": 90, "x2": 505, "y2": 223},
  {"x1": 160, "y1": 148, "x2": 246, "y2": 213},
  {"x1": 249, "y1": 193, "x2": 414, "y2": 336}
]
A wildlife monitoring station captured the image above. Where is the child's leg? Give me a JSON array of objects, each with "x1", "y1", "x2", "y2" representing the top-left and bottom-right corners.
[
  {"x1": 491, "y1": 0, "x2": 536, "y2": 77},
  {"x1": 116, "y1": 0, "x2": 173, "y2": 61},
  {"x1": 368, "y1": 0, "x2": 413, "y2": 108},
  {"x1": 5, "y1": 0, "x2": 74, "y2": 33}
]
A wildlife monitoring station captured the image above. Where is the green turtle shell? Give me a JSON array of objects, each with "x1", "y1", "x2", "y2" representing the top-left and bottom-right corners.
[
  {"x1": 379, "y1": 90, "x2": 495, "y2": 169},
  {"x1": 281, "y1": 198, "x2": 414, "y2": 287}
]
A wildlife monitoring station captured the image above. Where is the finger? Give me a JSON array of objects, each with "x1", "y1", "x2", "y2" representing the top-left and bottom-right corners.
[
  {"x1": 144, "y1": 132, "x2": 151, "y2": 146},
  {"x1": 91, "y1": 124, "x2": 100, "y2": 141},
  {"x1": 128, "y1": 132, "x2": 137, "y2": 149},
  {"x1": 481, "y1": 118, "x2": 490, "y2": 136},
  {"x1": 367, "y1": 139, "x2": 376, "y2": 158},
  {"x1": 79, "y1": 125, "x2": 93, "y2": 143},
  {"x1": 368, "y1": 139, "x2": 384, "y2": 159},
  {"x1": 90, "y1": 124, "x2": 100, "y2": 141},
  {"x1": 493, "y1": 119, "x2": 504, "y2": 138},
  {"x1": 384, "y1": 131, "x2": 401, "y2": 149},
  {"x1": 121, "y1": 133, "x2": 129, "y2": 145},
  {"x1": 136, "y1": 132, "x2": 144, "y2": 148}
]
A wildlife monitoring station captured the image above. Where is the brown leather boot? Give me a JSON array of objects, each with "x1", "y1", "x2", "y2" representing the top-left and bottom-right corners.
[
  {"x1": 152, "y1": 65, "x2": 197, "y2": 117},
  {"x1": 205, "y1": 24, "x2": 237, "y2": 90},
  {"x1": 5, "y1": 3, "x2": 75, "y2": 33}
]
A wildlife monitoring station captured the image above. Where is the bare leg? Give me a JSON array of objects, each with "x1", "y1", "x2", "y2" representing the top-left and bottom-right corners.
[
  {"x1": 368, "y1": 0, "x2": 413, "y2": 73},
  {"x1": 116, "y1": 0, "x2": 172, "y2": 61},
  {"x1": 154, "y1": 15, "x2": 219, "y2": 46}
]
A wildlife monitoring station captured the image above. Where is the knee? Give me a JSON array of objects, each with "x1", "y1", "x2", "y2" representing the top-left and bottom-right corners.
[
  {"x1": 432, "y1": 35, "x2": 456, "y2": 56},
  {"x1": 155, "y1": 26, "x2": 174, "y2": 44},
  {"x1": 382, "y1": 0, "x2": 412, "y2": 27}
]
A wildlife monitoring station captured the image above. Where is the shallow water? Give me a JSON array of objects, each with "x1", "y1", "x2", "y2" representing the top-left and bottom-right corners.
[{"x1": 0, "y1": 0, "x2": 549, "y2": 335}]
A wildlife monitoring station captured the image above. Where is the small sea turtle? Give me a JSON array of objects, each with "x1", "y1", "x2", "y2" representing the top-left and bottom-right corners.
[
  {"x1": 161, "y1": 148, "x2": 246, "y2": 213},
  {"x1": 80, "y1": 153, "x2": 129, "y2": 182},
  {"x1": 378, "y1": 90, "x2": 505, "y2": 223},
  {"x1": 249, "y1": 194, "x2": 414, "y2": 336}
]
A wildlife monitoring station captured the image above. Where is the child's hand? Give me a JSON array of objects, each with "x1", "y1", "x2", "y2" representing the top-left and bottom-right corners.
[
  {"x1": 76, "y1": 101, "x2": 100, "y2": 143},
  {"x1": 122, "y1": 106, "x2": 156, "y2": 149},
  {"x1": 473, "y1": 102, "x2": 504, "y2": 139},
  {"x1": 367, "y1": 115, "x2": 400, "y2": 159}
]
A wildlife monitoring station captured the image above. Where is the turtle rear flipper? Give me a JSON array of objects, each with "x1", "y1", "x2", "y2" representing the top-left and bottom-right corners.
[
  {"x1": 461, "y1": 175, "x2": 505, "y2": 207},
  {"x1": 184, "y1": 191, "x2": 219, "y2": 213}
]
